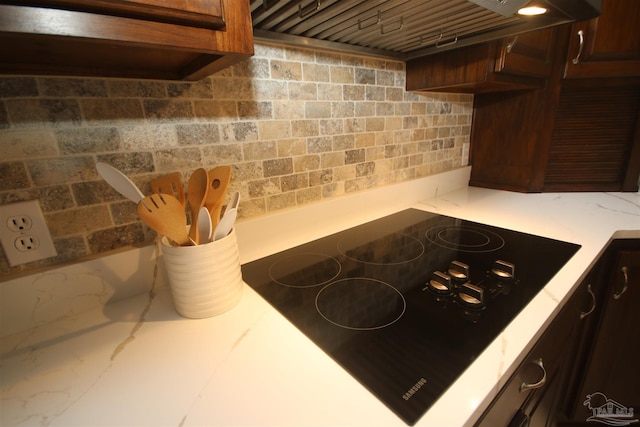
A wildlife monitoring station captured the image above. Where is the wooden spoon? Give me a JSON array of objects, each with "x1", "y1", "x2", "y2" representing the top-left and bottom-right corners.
[
  {"x1": 205, "y1": 166, "x2": 232, "y2": 229},
  {"x1": 137, "y1": 193, "x2": 190, "y2": 246},
  {"x1": 187, "y1": 168, "x2": 210, "y2": 245}
]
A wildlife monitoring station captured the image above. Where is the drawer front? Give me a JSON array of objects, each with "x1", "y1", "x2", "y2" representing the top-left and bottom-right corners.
[{"x1": 476, "y1": 285, "x2": 586, "y2": 426}]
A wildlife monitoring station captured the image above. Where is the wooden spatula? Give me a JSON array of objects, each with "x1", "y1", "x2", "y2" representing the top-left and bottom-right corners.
[
  {"x1": 206, "y1": 166, "x2": 232, "y2": 228},
  {"x1": 137, "y1": 193, "x2": 190, "y2": 246},
  {"x1": 149, "y1": 172, "x2": 185, "y2": 206}
]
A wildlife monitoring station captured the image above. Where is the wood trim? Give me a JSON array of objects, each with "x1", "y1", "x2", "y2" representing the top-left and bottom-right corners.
[
  {"x1": 622, "y1": 110, "x2": 640, "y2": 191},
  {"x1": 1, "y1": 0, "x2": 226, "y2": 29}
]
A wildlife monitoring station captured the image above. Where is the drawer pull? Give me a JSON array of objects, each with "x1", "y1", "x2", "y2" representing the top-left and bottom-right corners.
[
  {"x1": 580, "y1": 284, "x2": 596, "y2": 319},
  {"x1": 613, "y1": 266, "x2": 630, "y2": 300},
  {"x1": 571, "y1": 30, "x2": 585, "y2": 64},
  {"x1": 520, "y1": 358, "x2": 546, "y2": 392}
]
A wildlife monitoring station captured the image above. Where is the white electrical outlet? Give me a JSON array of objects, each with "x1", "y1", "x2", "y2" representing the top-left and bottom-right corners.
[
  {"x1": 462, "y1": 142, "x2": 470, "y2": 166},
  {"x1": 0, "y1": 200, "x2": 57, "y2": 266}
]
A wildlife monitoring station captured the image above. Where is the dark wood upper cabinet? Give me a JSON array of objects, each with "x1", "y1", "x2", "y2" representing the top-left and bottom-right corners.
[
  {"x1": 469, "y1": 0, "x2": 640, "y2": 193},
  {"x1": 0, "y1": 0, "x2": 254, "y2": 81},
  {"x1": 564, "y1": 0, "x2": 640, "y2": 78},
  {"x1": 406, "y1": 28, "x2": 557, "y2": 94},
  {"x1": 470, "y1": 74, "x2": 640, "y2": 193}
]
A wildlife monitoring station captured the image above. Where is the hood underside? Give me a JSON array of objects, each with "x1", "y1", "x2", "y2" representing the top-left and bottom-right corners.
[{"x1": 250, "y1": 0, "x2": 601, "y2": 60}]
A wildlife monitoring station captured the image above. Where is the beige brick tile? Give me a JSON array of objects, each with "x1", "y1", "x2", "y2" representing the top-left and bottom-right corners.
[
  {"x1": 330, "y1": 66, "x2": 354, "y2": 84},
  {"x1": 288, "y1": 82, "x2": 317, "y2": 100},
  {"x1": 2, "y1": 130, "x2": 58, "y2": 159},
  {"x1": 278, "y1": 138, "x2": 306, "y2": 157},
  {"x1": 292, "y1": 120, "x2": 319, "y2": 137},
  {"x1": 321, "y1": 151, "x2": 344, "y2": 168},
  {"x1": 293, "y1": 154, "x2": 320, "y2": 172},
  {"x1": 259, "y1": 120, "x2": 291, "y2": 140},
  {"x1": 271, "y1": 60, "x2": 302, "y2": 81},
  {"x1": 296, "y1": 186, "x2": 321, "y2": 204},
  {"x1": 243, "y1": 140, "x2": 277, "y2": 161}
]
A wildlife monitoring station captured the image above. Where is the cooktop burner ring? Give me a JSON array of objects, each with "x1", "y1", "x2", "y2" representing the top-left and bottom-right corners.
[
  {"x1": 425, "y1": 225, "x2": 505, "y2": 252},
  {"x1": 315, "y1": 278, "x2": 406, "y2": 331},
  {"x1": 268, "y1": 252, "x2": 342, "y2": 288},
  {"x1": 337, "y1": 232, "x2": 424, "y2": 265}
]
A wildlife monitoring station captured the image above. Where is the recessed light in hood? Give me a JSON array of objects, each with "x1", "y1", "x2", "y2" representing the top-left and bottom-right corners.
[
  {"x1": 518, "y1": 6, "x2": 549, "y2": 15},
  {"x1": 467, "y1": 0, "x2": 549, "y2": 16},
  {"x1": 251, "y1": 0, "x2": 601, "y2": 60},
  {"x1": 466, "y1": 0, "x2": 534, "y2": 16}
]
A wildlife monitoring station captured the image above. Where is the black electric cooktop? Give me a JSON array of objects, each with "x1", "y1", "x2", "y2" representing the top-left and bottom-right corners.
[{"x1": 241, "y1": 209, "x2": 581, "y2": 425}]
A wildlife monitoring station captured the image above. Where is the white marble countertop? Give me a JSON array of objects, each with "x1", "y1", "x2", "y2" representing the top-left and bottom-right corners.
[{"x1": 2, "y1": 167, "x2": 639, "y2": 427}]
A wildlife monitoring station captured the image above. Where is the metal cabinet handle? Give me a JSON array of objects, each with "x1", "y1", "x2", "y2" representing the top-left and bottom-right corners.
[
  {"x1": 520, "y1": 358, "x2": 547, "y2": 392},
  {"x1": 436, "y1": 33, "x2": 458, "y2": 48},
  {"x1": 299, "y1": 0, "x2": 320, "y2": 18},
  {"x1": 506, "y1": 36, "x2": 518, "y2": 53},
  {"x1": 381, "y1": 17, "x2": 404, "y2": 34},
  {"x1": 580, "y1": 284, "x2": 596, "y2": 319},
  {"x1": 358, "y1": 11, "x2": 380, "y2": 30},
  {"x1": 571, "y1": 30, "x2": 585, "y2": 64},
  {"x1": 613, "y1": 266, "x2": 630, "y2": 300}
]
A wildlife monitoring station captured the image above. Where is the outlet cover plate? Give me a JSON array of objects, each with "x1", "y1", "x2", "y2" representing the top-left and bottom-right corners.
[{"x1": 1, "y1": 200, "x2": 57, "y2": 266}]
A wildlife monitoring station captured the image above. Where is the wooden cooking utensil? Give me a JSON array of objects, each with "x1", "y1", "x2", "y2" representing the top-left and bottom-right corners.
[
  {"x1": 187, "y1": 168, "x2": 210, "y2": 245},
  {"x1": 137, "y1": 193, "x2": 190, "y2": 246},
  {"x1": 206, "y1": 166, "x2": 232, "y2": 229},
  {"x1": 149, "y1": 172, "x2": 185, "y2": 206}
]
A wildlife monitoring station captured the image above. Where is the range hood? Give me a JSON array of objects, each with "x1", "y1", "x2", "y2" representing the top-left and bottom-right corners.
[{"x1": 250, "y1": 0, "x2": 601, "y2": 60}]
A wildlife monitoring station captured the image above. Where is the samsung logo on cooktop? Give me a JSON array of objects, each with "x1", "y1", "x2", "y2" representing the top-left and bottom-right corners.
[{"x1": 403, "y1": 378, "x2": 427, "y2": 401}]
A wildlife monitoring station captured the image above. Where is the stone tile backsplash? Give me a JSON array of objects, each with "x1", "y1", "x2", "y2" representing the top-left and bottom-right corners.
[{"x1": 0, "y1": 42, "x2": 473, "y2": 276}]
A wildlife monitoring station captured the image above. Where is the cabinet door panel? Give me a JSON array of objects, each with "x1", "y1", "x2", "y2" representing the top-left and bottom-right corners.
[
  {"x1": 543, "y1": 86, "x2": 640, "y2": 192},
  {"x1": 406, "y1": 28, "x2": 554, "y2": 94},
  {"x1": 564, "y1": 0, "x2": 640, "y2": 78},
  {"x1": 497, "y1": 28, "x2": 556, "y2": 78},
  {"x1": 5, "y1": 0, "x2": 225, "y2": 29}
]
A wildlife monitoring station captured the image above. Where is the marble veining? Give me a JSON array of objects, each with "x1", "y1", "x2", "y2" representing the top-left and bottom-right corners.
[{"x1": 109, "y1": 255, "x2": 159, "y2": 362}]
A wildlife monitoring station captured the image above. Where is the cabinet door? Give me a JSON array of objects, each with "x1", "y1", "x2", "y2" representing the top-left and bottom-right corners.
[
  {"x1": 406, "y1": 28, "x2": 555, "y2": 94},
  {"x1": 564, "y1": 0, "x2": 640, "y2": 78},
  {"x1": 571, "y1": 247, "x2": 640, "y2": 422},
  {"x1": 8, "y1": 0, "x2": 225, "y2": 29},
  {"x1": 497, "y1": 28, "x2": 556, "y2": 78},
  {"x1": 543, "y1": 85, "x2": 640, "y2": 192}
]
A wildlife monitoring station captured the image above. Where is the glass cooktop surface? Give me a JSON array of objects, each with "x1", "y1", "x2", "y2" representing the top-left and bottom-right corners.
[{"x1": 241, "y1": 209, "x2": 581, "y2": 425}]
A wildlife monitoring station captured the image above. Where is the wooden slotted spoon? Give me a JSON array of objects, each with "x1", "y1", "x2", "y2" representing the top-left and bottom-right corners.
[
  {"x1": 149, "y1": 172, "x2": 185, "y2": 206},
  {"x1": 137, "y1": 193, "x2": 190, "y2": 246}
]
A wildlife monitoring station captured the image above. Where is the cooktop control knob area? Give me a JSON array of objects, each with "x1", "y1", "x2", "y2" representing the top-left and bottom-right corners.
[
  {"x1": 428, "y1": 271, "x2": 453, "y2": 295},
  {"x1": 448, "y1": 260, "x2": 470, "y2": 282},
  {"x1": 423, "y1": 259, "x2": 519, "y2": 310},
  {"x1": 491, "y1": 260, "x2": 516, "y2": 280},
  {"x1": 458, "y1": 283, "x2": 485, "y2": 308}
]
